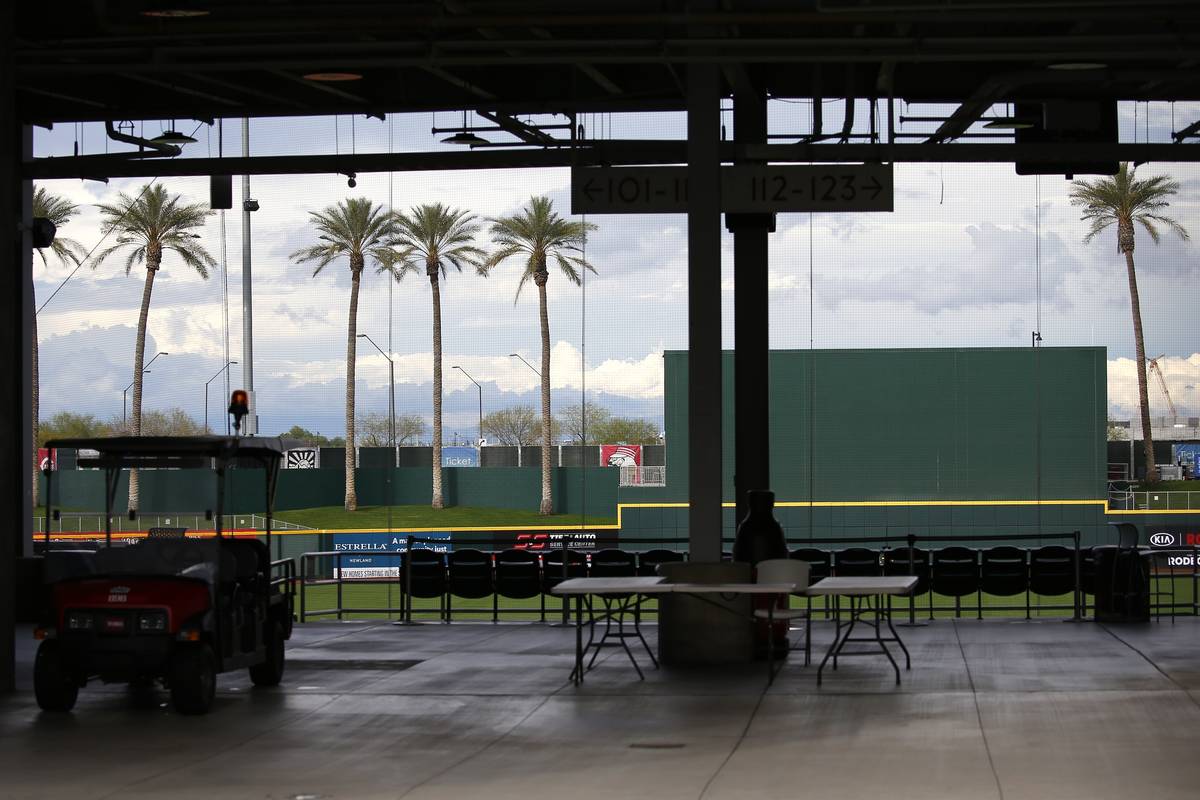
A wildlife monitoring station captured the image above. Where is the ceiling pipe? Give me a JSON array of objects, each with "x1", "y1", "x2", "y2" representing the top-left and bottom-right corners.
[{"x1": 103, "y1": 120, "x2": 182, "y2": 157}]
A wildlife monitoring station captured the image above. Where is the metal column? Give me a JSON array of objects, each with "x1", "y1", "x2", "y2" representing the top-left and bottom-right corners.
[
  {"x1": 687, "y1": 61, "x2": 724, "y2": 563},
  {"x1": 2, "y1": 0, "x2": 32, "y2": 688},
  {"x1": 728, "y1": 87, "x2": 774, "y2": 525},
  {"x1": 241, "y1": 118, "x2": 256, "y2": 434}
]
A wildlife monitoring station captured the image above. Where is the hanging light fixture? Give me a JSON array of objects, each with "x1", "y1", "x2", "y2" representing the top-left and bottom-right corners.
[
  {"x1": 983, "y1": 117, "x2": 1036, "y2": 130},
  {"x1": 983, "y1": 103, "x2": 1036, "y2": 130},
  {"x1": 441, "y1": 110, "x2": 489, "y2": 146},
  {"x1": 152, "y1": 121, "x2": 197, "y2": 145}
]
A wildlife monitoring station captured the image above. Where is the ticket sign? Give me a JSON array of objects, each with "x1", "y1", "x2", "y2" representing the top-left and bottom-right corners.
[{"x1": 571, "y1": 164, "x2": 894, "y2": 214}]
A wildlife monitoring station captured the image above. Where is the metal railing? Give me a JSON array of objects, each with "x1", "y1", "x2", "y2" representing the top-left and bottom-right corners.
[
  {"x1": 295, "y1": 530, "x2": 1200, "y2": 624},
  {"x1": 619, "y1": 465, "x2": 666, "y2": 486},
  {"x1": 1108, "y1": 491, "x2": 1200, "y2": 511}
]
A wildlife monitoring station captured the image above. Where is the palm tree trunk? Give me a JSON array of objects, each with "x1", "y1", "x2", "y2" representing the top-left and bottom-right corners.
[
  {"x1": 345, "y1": 267, "x2": 361, "y2": 511},
  {"x1": 1123, "y1": 249, "x2": 1158, "y2": 482},
  {"x1": 431, "y1": 273, "x2": 445, "y2": 509},
  {"x1": 32, "y1": 283, "x2": 39, "y2": 509},
  {"x1": 128, "y1": 257, "x2": 159, "y2": 512},
  {"x1": 537, "y1": 278, "x2": 553, "y2": 515}
]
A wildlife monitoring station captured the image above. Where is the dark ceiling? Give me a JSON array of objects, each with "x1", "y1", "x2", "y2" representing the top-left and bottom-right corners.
[{"x1": 14, "y1": 0, "x2": 1200, "y2": 126}]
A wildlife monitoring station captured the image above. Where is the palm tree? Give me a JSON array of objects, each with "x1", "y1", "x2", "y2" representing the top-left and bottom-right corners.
[
  {"x1": 292, "y1": 197, "x2": 397, "y2": 511},
  {"x1": 1070, "y1": 163, "x2": 1190, "y2": 483},
  {"x1": 31, "y1": 187, "x2": 87, "y2": 506},
  {"x1": 383, "y1": 203, "x2": 486, "y2": 509},
  {"x1": 484, "y1": 197, "x2": 596, "y2": 515},
  {"x1": 93, "y1": 183, "x2": 215, "y2": 511}
]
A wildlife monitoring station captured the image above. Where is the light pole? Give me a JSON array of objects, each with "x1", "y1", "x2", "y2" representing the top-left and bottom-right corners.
[
  {"x1": 452, "y1": 366, "x2": 483, "y2": 447},
  {"x1": 508, "y1": 352, "x2": 541, "y2": 378},
  {"x1": 123, "y1": 351, "x2": 168, "y2": 427},
  {"x1": 357, "y1": 334, "x2": 395, "y2": 448},
  {"x1": 204, "y1": 360, "x2": 238, "y2": 434}
]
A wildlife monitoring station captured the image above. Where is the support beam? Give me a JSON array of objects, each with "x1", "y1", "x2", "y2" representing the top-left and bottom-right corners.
[
  {"x1": 687, "y1": 61, "x2": 723, "y2": 563},
  {"x1": 26, "y1": 141, "x2": 1199, "y2": 182},
  {"x1": 728, "y1": 86, "x2": 774, "y2": 527},
  {"x1": 2, "y1": 0, "x2": 31, "y2": 691}
]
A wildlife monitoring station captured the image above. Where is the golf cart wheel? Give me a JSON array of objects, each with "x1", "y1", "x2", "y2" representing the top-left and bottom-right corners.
[
  {"x1": 170, "y1": 643, "x2": 216, "y2": 715},
  {"x1": 249, "y1": 621, "x2": 285, "y2": 687},
  {"x1": 34, "y1": 640, "x2": 79, "y2": 712}
]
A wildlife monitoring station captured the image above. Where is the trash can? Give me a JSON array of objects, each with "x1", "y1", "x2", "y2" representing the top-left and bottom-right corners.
[{"x1": 1092, "y1": 545, "x2": 1150, "y2": 623}]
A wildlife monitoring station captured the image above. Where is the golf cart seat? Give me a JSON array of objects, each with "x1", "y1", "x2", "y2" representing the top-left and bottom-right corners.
[
  {"x1": 221, "y1": 539, "x2": 268, "y2": 581},
  {"x1": 43, "y1": 550, "x2": 99, "y2": 583},
  {"x1": 91, "y1": 539, "x2": 231, "y2": 583}
]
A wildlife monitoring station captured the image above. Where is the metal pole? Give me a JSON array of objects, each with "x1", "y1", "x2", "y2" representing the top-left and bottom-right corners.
[
  {"x1": 452, "y1": 366, "x2": 483, "y2": 446},
  {"x1": 241, "y1": 118, "x2": 255, "y2": 434},
  {"x1": 389, "y1": 358, "x2": 396, "y2": 449},
  {"x1": 1073, "y1": 530, "x2": 1083, "y2": 621},
  {"x1": 405, "y1": 535, "x2": 414, "y2": 624}
]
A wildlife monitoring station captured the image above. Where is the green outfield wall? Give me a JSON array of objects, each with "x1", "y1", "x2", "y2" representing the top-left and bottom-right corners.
[
  {"x1": 648, "y1": 346, "x2": 1107, "y2": 503},
  {"x1": 41, "y1": 466, "x2": 618, "y2": 518}
]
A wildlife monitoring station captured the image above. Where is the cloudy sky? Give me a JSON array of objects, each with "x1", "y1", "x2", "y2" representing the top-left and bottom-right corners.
[{"x1": 32, "y1": 102, "x2": 1200, "y2": 439}]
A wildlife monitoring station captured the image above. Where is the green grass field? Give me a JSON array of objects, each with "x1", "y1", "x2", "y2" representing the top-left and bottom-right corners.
[
  {"x1": 276, "y1": 504, "x2": 616, "y2": 530},
  {"x1": 296, "y1": 581, "x2": 1197, "y2": 623}
]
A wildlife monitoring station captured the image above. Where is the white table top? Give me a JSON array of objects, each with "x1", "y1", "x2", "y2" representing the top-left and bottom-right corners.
[
  {"x1": 551, "y1": 577, "x2": 797, "y2": 596},
  {"x1": 552, "y1": 576, "x2": 667, "y2": 595},
  {"x1": 668, "y1": 582, "x2": 797, "y2": 595},
  {"x1": 806, "y1": 576, "x2": 919, "y2": 596}
]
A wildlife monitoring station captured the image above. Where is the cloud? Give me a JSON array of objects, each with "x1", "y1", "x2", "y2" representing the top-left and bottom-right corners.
[{"x1": 1109, "y1": 355, "x2": 1200, "y2": 420}]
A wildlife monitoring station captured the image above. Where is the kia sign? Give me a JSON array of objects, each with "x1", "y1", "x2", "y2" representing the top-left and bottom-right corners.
[
  {"x1": 1147, "y1": 526, "x2": 1200, "y2": 567},
  {"x1": 1146, "y1": 527, "x2": 1200, "y2": 549}
]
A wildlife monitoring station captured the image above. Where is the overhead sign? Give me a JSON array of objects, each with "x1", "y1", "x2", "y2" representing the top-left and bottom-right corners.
[{"x1": 571, "y1": 164, "x2": 893, "y2": 214}]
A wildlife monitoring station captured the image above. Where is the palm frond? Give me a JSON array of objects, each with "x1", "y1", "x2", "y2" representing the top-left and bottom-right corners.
[
  {"x1": 93, "y1": 183, "x2": 215, "y2": 277},
  {"x1": 1070, "y1": 162, "x2": 1190, "y2": 248}
]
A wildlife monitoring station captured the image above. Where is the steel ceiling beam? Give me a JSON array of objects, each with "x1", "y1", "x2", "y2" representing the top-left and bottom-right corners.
[{"x1": 24, "y1": 141, "x2": 1200, "y2": 181}]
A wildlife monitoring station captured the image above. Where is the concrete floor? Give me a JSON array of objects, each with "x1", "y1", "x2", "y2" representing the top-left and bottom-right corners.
[{"x1": 3, "y1": 616, "x2": 1200, "y2": 800}]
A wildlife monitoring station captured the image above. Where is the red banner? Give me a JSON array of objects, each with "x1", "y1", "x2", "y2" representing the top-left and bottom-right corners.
[
  {"x1": 38, "y1": 448, "x2": 57, "y2": 472},
  {"x1": 600, "y1": 445, "x2": 641, "y2": 468}
]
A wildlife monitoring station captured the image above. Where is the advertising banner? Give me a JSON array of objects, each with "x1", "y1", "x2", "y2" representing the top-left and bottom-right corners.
[
  {"x1": 601, "y1": 445, "x2": 641, "y2": 467},
  {"x1": 1145, "y1": 524, "x2": 1200, "y2": 567},
  {"x1": 1172, "y1": 443, "x2": 1200, "y2": 479},
  {"x1": 284, "y1": 448, "x2": 319, "y2": 469},
  {"x1": 332, "y1": 531, "x2": 451, "y2": 578},
  {"x1": 441, "y1": 446, "x2": 479, "y2": 467}
]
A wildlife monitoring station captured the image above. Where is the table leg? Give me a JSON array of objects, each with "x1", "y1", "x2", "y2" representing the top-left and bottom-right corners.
[
  {"x1": 572, "y1": 594, "x2": 584, "y2": 685},
  {"x1": 767, "y1": 603, "x2": 776, "y2": 685},
  {"x1": 633, "y1": 594, "x2": 658, "y2": 668},
  {"x1": 817, "y1": 595, "x2": 845, "y2": 686},
  {"x1": 885, "y1": 595, "x2": 911, "y2": 670},
  {"x1": 871, "y1": 593, "x2": 900, "y2": 684}
]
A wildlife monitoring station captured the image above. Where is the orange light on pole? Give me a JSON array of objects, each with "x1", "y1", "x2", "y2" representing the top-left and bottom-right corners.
[{"x1": 228, "y1": 390, "x2": 250, "y2": 435}]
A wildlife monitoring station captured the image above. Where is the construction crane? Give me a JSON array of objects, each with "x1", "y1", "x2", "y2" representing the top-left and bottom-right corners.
[{"x1": 1147, "y1": 355, "x2": 1178, "y2": 426}]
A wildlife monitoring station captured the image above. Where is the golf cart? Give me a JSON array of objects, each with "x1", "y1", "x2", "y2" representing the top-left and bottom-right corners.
[{"x1": 33, "y1": 418, "x2": 295, "y2": 714}]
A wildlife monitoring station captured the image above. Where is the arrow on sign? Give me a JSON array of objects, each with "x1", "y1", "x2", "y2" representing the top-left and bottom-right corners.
[
  {"x1": 863, "y1": 175, "x2": 882, "y2": 200},
  {"x1": 581, "y1": 178, "x2": 603, "y2": 202}
]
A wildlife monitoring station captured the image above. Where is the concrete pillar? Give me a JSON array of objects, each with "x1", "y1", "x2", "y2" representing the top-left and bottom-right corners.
[
  {"x1": 1, "y1": 0, "x2": 32, "y2": 691},
  {"x1": 686, "y1": 62, "x2": 723, "y2": 562},
  {"x1": 728, "y1": 88, "x2": 774, "y2": 526}
]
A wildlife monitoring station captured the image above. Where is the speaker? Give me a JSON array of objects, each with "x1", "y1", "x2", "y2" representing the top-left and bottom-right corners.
[
  {"x1": 31, "y1": 217, "x2": 56, "y2": 248},
  {"x1": 1015, "y1": 100, "x2": 1118, "y2": 177},
  {"x1": 210, "y1": 175, "x2": 233, "y2": 209}
]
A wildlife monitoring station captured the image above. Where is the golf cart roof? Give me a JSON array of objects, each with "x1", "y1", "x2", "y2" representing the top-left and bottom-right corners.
[{"x1": 44, "y1": 436, "x2": 291, "y2": 470}]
